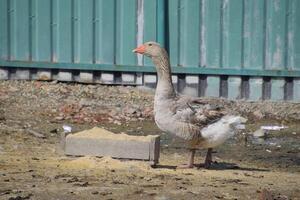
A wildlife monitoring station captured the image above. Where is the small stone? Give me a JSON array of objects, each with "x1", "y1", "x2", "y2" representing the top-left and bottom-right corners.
[
  {"x1": 259, "y1": 189, "x2": 273, "y2": 200},
  {"x1": 27, "y1": 129, "x2": 46, "y2": 138},
  {"x1": 54, "y1": 116, "x2": 64, "y2": 121},
  {"x1": 253, "y1": 128, "x2": 266, "y2": 138},
  {"x1": 0, "y1": 109, "x2": 5, "y2": 120},
  {"x1": 9, "y1": 196, "x2": 23, "y2": 200},
  {"x1": 112, "y1": 180, "x2": 124, "y2": 184},
  {"x1": 67, "y1": 177, "x2": 79, "y2": 183},
  {"x1": 253, "y1": 110, "x2": 265, "y2": 119},
  {"x1": 73, "y1": 181, "x2": 89, "y2": 187},
  {"x1": 50, "y1": 129, "x2": 59, "y2": 133},
  {"x1": 113, "y1": 120, "x2": 122, "y2": 125},
  {"x1": 133, "y1": 189, "x2": 144, "y2": 194},
  {"x1": 91, "y1": 191, "x2": 99, "y2": 195},
  {"x1": 99, "y1": 191, "x2": 112, "y2": 196}
]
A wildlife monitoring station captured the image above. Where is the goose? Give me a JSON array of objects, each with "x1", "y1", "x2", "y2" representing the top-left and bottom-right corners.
[{"x1": 133, "y1": 41, "x2": 246, "y2": 168}]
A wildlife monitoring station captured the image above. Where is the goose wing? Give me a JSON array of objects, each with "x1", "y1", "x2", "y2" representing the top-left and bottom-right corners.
[{"x1": 172, "y1": 96, "x2": 226, "y2": 128}]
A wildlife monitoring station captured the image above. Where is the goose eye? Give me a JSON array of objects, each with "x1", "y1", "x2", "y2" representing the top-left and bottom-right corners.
[{"x1": 148, "y1": 43, "x2": 153, "y2": 46}]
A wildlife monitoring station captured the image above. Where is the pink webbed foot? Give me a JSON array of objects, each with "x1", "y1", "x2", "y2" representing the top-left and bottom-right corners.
[
  {"x1": 177, "y1": 149, "x2": 196, "y2": 169},
  {"x1": 176, "y1": 164, "x2": 195, "y2": 169}
]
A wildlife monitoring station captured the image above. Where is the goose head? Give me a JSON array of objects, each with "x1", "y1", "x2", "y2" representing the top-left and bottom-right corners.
[{"x1": 132, "y1": 41, "x2": 163, "y2": 58}]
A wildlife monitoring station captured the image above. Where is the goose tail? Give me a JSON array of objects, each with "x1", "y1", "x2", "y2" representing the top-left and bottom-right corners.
[
  {"x1": 222, "y1": 115, "x2": 247, "y2": 130},
  {"x1": 200, "y1": 115, "x2": 247, "y2": 148}
]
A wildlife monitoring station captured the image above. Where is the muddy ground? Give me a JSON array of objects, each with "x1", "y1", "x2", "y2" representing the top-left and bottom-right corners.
[{"x1": 0, "y1": 81, "x2": 299, "y2": 200}]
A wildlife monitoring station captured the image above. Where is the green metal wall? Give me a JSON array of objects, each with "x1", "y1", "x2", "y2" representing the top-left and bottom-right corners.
[
  {"x1": 0, "y1": 0, "x2": 156, "y2": 65},
  {"x1": 168, "y1": 0, "x2": 300, "y2": 72},
  {"x1": 0, "y1": 0, "x2": 300, "y2": 101}
]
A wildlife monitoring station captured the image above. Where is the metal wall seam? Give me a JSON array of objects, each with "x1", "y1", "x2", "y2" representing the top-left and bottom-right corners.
[
  {"x1": 136, "y1": 0, "x2": 144, "y2": 66},
  {"x1": 168, "y1": 0, "x2": 179, "y2": 66},
  {"x1": 179, "y1": 0, "x2": 200, "y2": 67},
  {"x1": 143, "y1": 0, "x2": 157, "y2": 66},
  {"x1": 265, "y1": 0, "x2": 288, "y2": 69},
  {"x1": 0, "y1": 0, "x2": 8, "y2": 60},
  {"x1": 243, "y1": 0, "x2": 265, "y2": 69},
  {"x1": 73, "y1": 0, "x2": 80, "y2": 63},
  {"x1": 156, "y1": 0, "x2": 166, "y2": 48},
  {"x1": 115, "y1": 0, "x2": 137, "y2": 66},
  {"x1": 287, "y1": 0, "x2": 300, "y2": 70},
  {"x1": 221, "y1": 0, "x2": 243, "y2": 69}
]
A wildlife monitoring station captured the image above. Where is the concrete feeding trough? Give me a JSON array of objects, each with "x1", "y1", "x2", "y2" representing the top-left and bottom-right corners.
[{"x1": 64, "y1": 127, "x2": 160, "y2": 165}]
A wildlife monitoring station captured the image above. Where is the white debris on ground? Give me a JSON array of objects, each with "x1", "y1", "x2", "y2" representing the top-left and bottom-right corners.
[
  {"x1": 63, "y1": 125, "x2": 72, "y2": 133},
  {"x1": 261, "y1": 126, "x2": 288, "y2": 131},
  {"x1": 252, "y1": 125, "x2": 288, "y2": 138}
]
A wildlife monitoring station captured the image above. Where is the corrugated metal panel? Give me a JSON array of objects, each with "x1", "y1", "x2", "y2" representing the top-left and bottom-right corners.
[
  {"x1": 243, "y1": 0, "x2": 265, "y2": 69},
  {"x1": 168, "y1": 0, "x2": 300, "y2": 70},
  {"x1": 201, "y1": 0, "x2": 222, "y2": 68},
  {"x1": 287, "y1": 0, "x2": 300, "y2": 70},
  {"x1": 1, "y1": 0, "x2": 300, "y2": 72},
  {"x1": 166, "y1": 0, "x2": 300, "y2": 101},
  {"x1": 55, "y1": 0, "x2": 72, "y2": 62},
  {"x1": 0, "y1": 0, "x2": 300, "y2": 101},
  {"x1": 0, "y1": 0, "x2": 8, "y2": 60}
]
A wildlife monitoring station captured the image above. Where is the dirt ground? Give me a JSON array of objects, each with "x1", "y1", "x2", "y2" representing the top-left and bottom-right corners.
[{"x1": 0, "y1": 81, "x2": 299, "y2": 200}]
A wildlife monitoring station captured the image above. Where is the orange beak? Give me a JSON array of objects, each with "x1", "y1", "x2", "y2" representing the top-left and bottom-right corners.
[{"x1": 132, "y1": 45, "x2": 146, "y2": 54}]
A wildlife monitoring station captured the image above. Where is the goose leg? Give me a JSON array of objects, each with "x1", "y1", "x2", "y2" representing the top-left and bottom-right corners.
[
  {"x1": 204, "y1": 148, "x2": 213, "y2": 169},
  {"x1": 177, "y1": 149, "x2": 195, "y2": 169}
]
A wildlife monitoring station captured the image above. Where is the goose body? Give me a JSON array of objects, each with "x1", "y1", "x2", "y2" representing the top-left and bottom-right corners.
[
  {"x1": 154, "y1": 93, "x2": 246, "y2": 149},
  {"x1": 133, "y1": 42, "x2": 246, "y2": 168}
]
